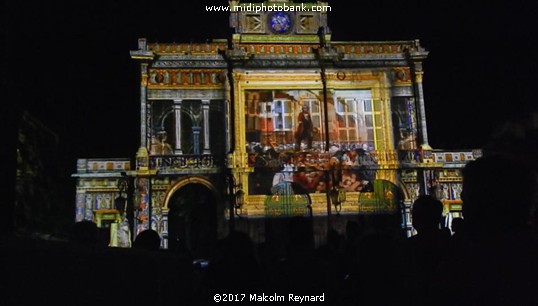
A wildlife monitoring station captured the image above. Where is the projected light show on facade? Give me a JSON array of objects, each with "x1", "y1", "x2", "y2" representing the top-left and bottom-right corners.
[{"x1": 72, "y1": 0, "x2": 480, "y2": 253}]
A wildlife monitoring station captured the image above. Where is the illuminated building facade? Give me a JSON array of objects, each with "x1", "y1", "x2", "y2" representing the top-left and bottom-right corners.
[{"x1": 73, "y1": 0, "x2": 480, "y2": 254}]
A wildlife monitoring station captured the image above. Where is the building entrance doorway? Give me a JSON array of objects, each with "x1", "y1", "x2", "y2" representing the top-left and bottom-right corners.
[{"x1": 167, "y1": 183, "x2": 217, "y2": 259}]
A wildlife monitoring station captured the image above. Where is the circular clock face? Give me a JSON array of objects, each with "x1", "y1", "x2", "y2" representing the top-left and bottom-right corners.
[{"x1": 269, "y1": 12, "x2": 292, "y2": 34}]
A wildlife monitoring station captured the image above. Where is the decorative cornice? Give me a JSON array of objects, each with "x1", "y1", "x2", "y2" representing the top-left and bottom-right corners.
[
  {"x1": 232, "y1": 41, "x2": 419, "y2": 56},
  {"x1": 238, "y1": 34, "x2": 322, "y2": 43},
  {"x1": 148, "y1": 42, "x2": 227, "y2": 55},
  {"x1": 334, "y1": 60, "x2": 409, "y2": 68},
  {"x1": 392, "y1": 86, "x2": 414, "y2": 97},
  {"x1": 342, "y1": 53, "x2": 407, "y2": 61},
  {"x1": 146, "y1": 68, "x2": 226, "y2": 89},
  {"x1": 236, "y1": 59, "x2": 322, "y2": 68},
  {"x1": 231, "y1": 58, "x2": 408, "y2": 68},
  {"x1": 130, "y1": 50, "x2": 154, "y2": 61},
  {"x1": 408, "y1": 50, "x2": 429, "y2": 61},
  {"x1": 333, "y1": 41, "x2": 417, "y2": 54},
  {"x1": 147, "y1": 89, "x2": 226, "y2": 100},
  {"x1": 152, "y1": 60, "x2": 227, "y2": 68},
  {"x1": 157, "y1": 54, "x2": 225, "y2": 61}
]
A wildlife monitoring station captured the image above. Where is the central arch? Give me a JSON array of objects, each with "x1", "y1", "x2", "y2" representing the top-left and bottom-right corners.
[{"x1": 164, "y1": 178, "x2": 220, "y2": 259}]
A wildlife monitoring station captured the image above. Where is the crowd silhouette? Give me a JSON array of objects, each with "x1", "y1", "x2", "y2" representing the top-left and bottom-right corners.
[
  {"x1": 2, "y1": 153, "x2": 537, "y2": 305},
  {"x1": 434, "y1": 153, "x2": 538, "y2": 306}
]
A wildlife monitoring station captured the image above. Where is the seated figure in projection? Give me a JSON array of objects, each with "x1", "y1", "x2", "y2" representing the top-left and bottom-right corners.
[
  {"x1": 271, "y1": 154, "x2": 295, "y2": 194},
  {"x1": 150, "y1": 129, "x2": 173, "y2": 155}
]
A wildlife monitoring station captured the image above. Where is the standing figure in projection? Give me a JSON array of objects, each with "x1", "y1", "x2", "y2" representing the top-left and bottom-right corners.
[{"x1": 294, "y1": 104, "x2": 314, "y2": 151}]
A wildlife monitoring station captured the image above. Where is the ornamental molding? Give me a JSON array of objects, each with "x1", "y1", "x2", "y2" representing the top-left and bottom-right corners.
[
  {"x1": 149, "y1": 56, "x2": 410, "y2": 68},
  {"x1": 148, "y1": 89, "x2": 225, "y2": 100},
  {"x1": 342, "y1": 54, "x2": 407, "y2": 61},
  {"x1": 152, "y1": 60, "x2": 227, "y2": 68},
  {"x1": 236, "y1": 59, "x2": 325, "y2": 68},
  {"x1": 156, "y1": 54, "x2": 224, "y2": 61},
  {"x1": 392, "y1": 86, "x2": 414, "y2": 97},
  {"x1": 334, "y1": 60, "x2": 409, "y2": 68}
]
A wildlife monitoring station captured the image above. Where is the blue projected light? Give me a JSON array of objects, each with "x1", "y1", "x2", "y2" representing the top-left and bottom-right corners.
[{"x1": 269, "y1": 12, "x2": 293, "y2": 34}]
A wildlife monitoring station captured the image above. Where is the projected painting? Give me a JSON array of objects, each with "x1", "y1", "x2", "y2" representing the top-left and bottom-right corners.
[
  {"x1": 245, "y1": 89, "x2": 378, "y2": 195},
  {"x1": 391, "y1": 97, "x2": 418, "y2": 150},
  {"x1": 150, "y1": 100, "x2": 175, "y2": 155}
]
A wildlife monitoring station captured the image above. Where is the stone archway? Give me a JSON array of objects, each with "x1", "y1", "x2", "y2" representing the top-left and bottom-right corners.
[{"x1": 165, "y1": 180, "x2": 219, "y2": 259}]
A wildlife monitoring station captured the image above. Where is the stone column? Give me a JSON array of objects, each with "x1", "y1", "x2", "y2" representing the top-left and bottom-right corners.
[
  {"x1": 202, "y1": 99, "x2": 211, "y2": 154},
  {"x1": 161, "y1": 209, "x2": 169, "y2": 250},
  {"x1": 414, "y1": 70, "x2": 429, "y2": 146},
  {"x1": 140, "y1": 63, "x2": 149, "y2": 148},
  {"x1": 192, "y1": 126, "x2": 201, "y2": 155},
  {"x1": 173, "y1": 100, "x2": 183, "y2": 154}
]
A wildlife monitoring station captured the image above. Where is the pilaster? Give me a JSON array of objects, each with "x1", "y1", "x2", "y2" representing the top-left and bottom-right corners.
[
  {"x1": 202, "y1": 99, "x2": 211, "y2": 154},
  {"x1": 173, "y1": 100, "x2": 183, "y2": 154}
]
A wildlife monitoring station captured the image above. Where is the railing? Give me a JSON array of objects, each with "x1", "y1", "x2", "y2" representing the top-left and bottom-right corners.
[
  {"x1": 76, "y1": 158, "x2": 131, "y2": 173},
  {"x1": 397, "y1": 149, "x2": 481, "y2": 165},
  {"x1": 369, "y1": 150, "x2": 399, "y2": 164},
  {"x1": 397, "y1": 150, "x2": 422, "y2": 164},
  {"x1": 149, "y1": 154, "x2": 224, "y2": 170}
]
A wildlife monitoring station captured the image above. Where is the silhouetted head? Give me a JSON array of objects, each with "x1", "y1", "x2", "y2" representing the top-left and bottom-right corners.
[
  {"x1": 288, "y1": 216, "x2": 314, "y2": 252},
  {"x1": 451, "y1": 217, "x2": 465, "y2": 234},
  {"x1": 346, "y1": 220, "x2": 360, "y2": 241},
  {"x1": 327, "y1": 228, "x2": 342, "y2": 248},
  {"x1": 133, "y1": 229, "x2": 161, "y2": 251},
  {"x1": 219, "y1": 230, "x2": 256, "y2": 264},
  {"x1": 461, "y1": 154, "x2": 536, "y2": 234},
  {"x1": 70, "y1": 220, "x2": 99, "y2": 246},
  {"x1": 412, "y1": 195, "x2": 443, "y2": 234}
]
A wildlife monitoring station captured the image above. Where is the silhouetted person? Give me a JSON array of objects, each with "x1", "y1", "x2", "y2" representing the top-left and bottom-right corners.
[
  {"x1": 287, "y1": 216, "x2": 315, "y2": 255},
  {"x1": 404, "y1": 195, "x2": 449, "y2": 305},
  {"x1": 343, "y1": 220, "x2": 361, "y2": 271},
  {"x1": 194, "y1": 230, "x2": 265, "y2": 305},
  {"x1": 411, "y1": 195, "x2": 445, "y2": 232},
  {"x1": 461, "y1": 154, "x2": 535, "y2": 236},
  {"x1": 269, "y1": 217, "x2": 341, "y2": 303},
  {"x1": 451, "y1": 217, "x2": 464, "y2": 233},
  {"x1": 449, "y1": 217, "x2": 466, "y2": 248},
  {"x1": 316, "y1": 228, "x2": 347, "y2": 280},
  {"x1": 132, "y1": 229, "x2": 161, "y2": 251},
  {"x1": 434, "y1": 154, "x2": 538, "y2": 306},
  {"x1": 342, "y1": 223, "x2": 405, "y2": 306},
  {"x1": 70, "y1": 220, "x2": 101, "y2": 248}
]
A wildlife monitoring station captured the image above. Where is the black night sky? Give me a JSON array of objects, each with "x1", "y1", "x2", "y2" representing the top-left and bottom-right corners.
[{"x1": 3, "y1": 0, "x2": 537, "y2": 202}]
